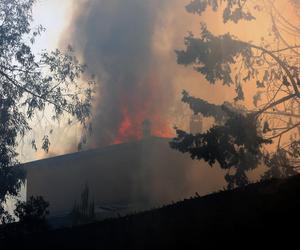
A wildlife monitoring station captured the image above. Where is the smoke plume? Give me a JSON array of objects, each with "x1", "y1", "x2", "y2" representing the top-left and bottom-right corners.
[{"x1": 65, "y1": 0, "x2": 187, "y2": 146}]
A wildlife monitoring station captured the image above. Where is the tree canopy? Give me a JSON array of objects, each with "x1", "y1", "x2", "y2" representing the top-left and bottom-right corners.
[
  {"x1": 0, "y1": 0, "x2": 94, "y2": 220},
  {"x1": 171, "y1": 0, "x2": 300, "y2": 189}
]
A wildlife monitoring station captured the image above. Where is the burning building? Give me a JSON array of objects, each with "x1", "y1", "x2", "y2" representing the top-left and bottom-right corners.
[{"x1": 20, "y1": 0, "x2": 227, "y2": 225}]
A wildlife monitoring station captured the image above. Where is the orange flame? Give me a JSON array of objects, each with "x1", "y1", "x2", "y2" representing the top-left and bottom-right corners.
[{"x1": 112, "y1": 74, "x2": 174, "y2": 144}]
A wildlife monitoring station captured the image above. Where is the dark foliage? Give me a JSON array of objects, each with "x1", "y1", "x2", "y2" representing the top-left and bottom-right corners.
[
  {"x1": 0, "y1": 196, "x2": 49, "y2": 240},
  {"x1": 181, "y1": 90, "x2": 227, "y2": 123},
  {"x1": 14, "y1": 196, "x2": 49, "y2": 225},
  {"x1": 186, "y1": 0, "x2": 255, "y2": 23},
  {"x1": 171, "y1": 107, "x2": 272, "y2": 189},
  {"x1": 263, "y1": 149, "x2": 299, "y2": 180},
  {"x1": 176, "y1": 24, "x2": 251, "y2": 85}
]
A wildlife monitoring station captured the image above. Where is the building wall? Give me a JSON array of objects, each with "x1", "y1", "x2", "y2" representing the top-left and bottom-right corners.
[{"x1": 22, "y1": 138, "x2": 225, "y2": 216}]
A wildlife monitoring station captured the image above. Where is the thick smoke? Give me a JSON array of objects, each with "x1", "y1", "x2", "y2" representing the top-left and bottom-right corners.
[
  {"x1": 25, "y1": 0, "x2": 231, "y2": 208},
  {"x1": 66, "y1": 0, "x2": 180, "y2": 146}
]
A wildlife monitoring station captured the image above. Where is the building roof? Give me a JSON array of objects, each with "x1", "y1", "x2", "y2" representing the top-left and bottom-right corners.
[{"x1": 23, "y1": 136, "x2": 226, "y2": 216}]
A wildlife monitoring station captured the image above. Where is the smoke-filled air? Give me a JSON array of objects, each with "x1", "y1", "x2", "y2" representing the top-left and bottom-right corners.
[
  {"x1": 2, "y1": 0, "x2": 300, "y2": 247},
  {"x1": 64, "y1": 0, "x2": 187, "y2": 146}
]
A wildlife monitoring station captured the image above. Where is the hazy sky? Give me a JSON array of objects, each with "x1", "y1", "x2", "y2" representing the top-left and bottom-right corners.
[
  {"x1": 17, "y1": 0, "x2": 78, "y2": 163},
  {"x1": 31, "y1": 0, "x2": 73, "y2": 51}
]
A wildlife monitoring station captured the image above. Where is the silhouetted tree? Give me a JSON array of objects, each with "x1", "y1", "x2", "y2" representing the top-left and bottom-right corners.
[
  {"x1": 0, "y1": 0, "x2": 94, "y2": 220},
  {"x1": 14, "y1": 196, "x2": 49, "y2": 233},
  {"x1": 71, "y1": 184, "x2": 95, "y2": 225},
  {"x1": 171, "y1": 0, "x2": 300, "y2": 189}
]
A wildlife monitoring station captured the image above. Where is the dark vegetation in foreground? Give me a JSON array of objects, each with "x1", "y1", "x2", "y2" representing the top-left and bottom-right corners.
[{"x1": 2, "y1": 174, "x2": 300, "y2": 249}]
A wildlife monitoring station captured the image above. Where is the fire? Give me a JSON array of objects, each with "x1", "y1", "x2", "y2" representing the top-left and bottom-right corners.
[
  {"x1": 112, "y1": 84, "x2": 175, "y2": 145},
  {"x1": 113, "y1": 108, "x2": 174, "y2": 144},
  {"x1": 113, "y1": 107, "x2": 142, "y2": 144}
]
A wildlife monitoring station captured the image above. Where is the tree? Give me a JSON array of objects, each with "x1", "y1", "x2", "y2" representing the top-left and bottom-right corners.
[
  {"x1": 71, "y1": 184, "x2": 95, "y2": 225},
  {"x1": 171, "y1": 0, "x2": 300, "y2": 189},
  {"x1": 14, "y1": 196, "x2": 49, "y2": 232},
  {"x1": 0, "y1": 0, "x2": 94, "y2": 220}
]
